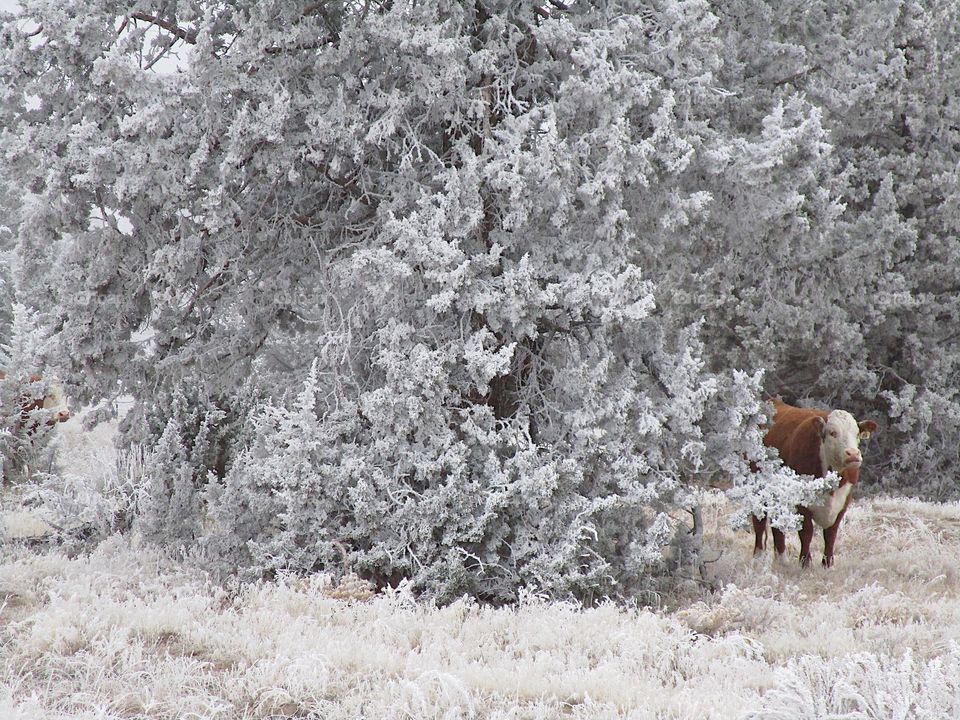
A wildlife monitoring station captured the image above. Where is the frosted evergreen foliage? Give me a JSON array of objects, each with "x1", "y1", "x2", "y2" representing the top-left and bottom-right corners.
[
  {"x1": 704, "y1": 0, "x2": 960, "y2": 498},
  {"x1": 134, "y1": 387, "x2": 234, "y2": 547}
]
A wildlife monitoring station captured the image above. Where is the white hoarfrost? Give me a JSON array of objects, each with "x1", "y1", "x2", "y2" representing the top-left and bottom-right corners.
[{"x1": 4, "y1": 491, "x2": 960, "y2": 719}]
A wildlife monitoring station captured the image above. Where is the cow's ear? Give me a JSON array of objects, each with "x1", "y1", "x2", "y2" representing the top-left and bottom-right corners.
[
  {"x1": 859, "y1": 420, "x2": 878, "y2": 439},
  {"x1": 813, "y1": 416, "x2": 826, "y2": 437}
]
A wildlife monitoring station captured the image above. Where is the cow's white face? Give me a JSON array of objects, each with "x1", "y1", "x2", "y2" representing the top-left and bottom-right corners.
[
  {"x1": 41, "y1": 380, "x2": 70, "y2": 423},
  {"x1": 818, "y1": 410, "x2": 868, "y2": 473}
]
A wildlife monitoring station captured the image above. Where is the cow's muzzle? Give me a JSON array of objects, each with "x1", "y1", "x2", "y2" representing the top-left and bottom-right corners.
[{"x1": 843, "y1": 448, "x2": 862, "y2": 468}]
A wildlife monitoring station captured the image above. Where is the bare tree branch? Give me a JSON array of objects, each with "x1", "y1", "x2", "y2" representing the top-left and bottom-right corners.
[
  {"x1": 143, "y1": 36, "x2": 176, "y2": 71},
  {"x1": 533, "y1": 1, "x2": 573, "y2": 20},
  {"x1": 773, "y1": 64, "x2": 821, "y2": 87},
  {"x1": 263, "y1": 39, "x2": 335, "y2": 54},
  {"x1": 130, "y1": 12, "x2": 198, "y2": 45}
]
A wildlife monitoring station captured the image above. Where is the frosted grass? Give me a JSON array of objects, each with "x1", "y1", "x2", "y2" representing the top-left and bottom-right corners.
[{"x1": 3, "y1": 492, "x2": 960, "y2": 718}]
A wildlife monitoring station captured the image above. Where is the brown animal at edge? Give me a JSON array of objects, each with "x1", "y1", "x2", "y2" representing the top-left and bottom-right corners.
[
  {"x1": 0, "y1": 370, "x2": 70, "y2": 432},
  {"x1": 752, "y1": 399, "x2": 878, "y2": 568}
]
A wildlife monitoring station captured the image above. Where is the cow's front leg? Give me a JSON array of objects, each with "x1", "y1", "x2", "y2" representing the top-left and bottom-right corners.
[
  {"x1": 821, "y1": 507, "x2": 848, "y2": 568},
  {"x1": 798, "y1": 510, "x2": 815, "y2": 568}
]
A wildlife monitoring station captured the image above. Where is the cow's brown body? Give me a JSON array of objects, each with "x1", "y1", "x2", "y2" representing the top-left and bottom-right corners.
[{"x1": 752, "y1": 399, "x2": 877, "y2": 567}]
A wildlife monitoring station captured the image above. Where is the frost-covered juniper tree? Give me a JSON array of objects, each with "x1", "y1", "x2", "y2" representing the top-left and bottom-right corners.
[{"x1": 0, "y1": 0, "x2": 883, "y2": 600}]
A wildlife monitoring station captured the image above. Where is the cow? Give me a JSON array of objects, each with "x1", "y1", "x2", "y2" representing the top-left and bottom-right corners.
[
  {"x1": 0, "y1": 370, "x2": 70, "y2": 430},
  {"x1": 751, "y1": 399, "x2": 878, "y2": 568},
  {"x1": 1, "y1": 370, "x2": 70, "y2": 485}
]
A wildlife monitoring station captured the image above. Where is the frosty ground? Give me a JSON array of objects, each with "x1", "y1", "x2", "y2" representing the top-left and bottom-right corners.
[{"x1": 3, "y1": 425, "x2": 960, "y2": 719}]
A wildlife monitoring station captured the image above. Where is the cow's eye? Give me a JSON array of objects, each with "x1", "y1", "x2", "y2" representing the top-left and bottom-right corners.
[{"x1": 829, "y1": 430, "x2": 838, "y2": 438}]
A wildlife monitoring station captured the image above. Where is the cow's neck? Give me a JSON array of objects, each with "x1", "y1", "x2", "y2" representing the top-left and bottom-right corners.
[
  {"x1": 820, "y1": 464, "x2": 859, "y2": 486},
  {"x1": 838, "y1": 466, "x2": 860, "y2": 487}
]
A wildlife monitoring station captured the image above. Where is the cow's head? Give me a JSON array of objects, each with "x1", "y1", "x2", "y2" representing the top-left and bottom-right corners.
[
  {"x1": 815, "y1": 410, "x2": 877, "y2": 473},
  {"x1": 39, "y1": 377, "x2": 70, "y2": 424},
  {"x1": 21, "y1": 373, "x2": 70, "y2": 426}
]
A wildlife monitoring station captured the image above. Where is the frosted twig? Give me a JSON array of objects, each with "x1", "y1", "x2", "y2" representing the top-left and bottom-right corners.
[{"x1": 130, "y1": 12, "x2": 197, "y2": 45}]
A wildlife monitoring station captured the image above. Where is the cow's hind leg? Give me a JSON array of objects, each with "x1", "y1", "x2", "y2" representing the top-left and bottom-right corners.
[
  {"x1": 751, "y1": 515, "x2": 767, "y2": 556},
  {"x1": 772, "y1": 526, "x2": 786, "y2": 558}
]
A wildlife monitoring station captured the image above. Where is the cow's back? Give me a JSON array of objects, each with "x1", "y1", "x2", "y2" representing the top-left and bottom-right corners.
[{"x1": 764, "y1": 400, "x2": 828, "y2": 477}]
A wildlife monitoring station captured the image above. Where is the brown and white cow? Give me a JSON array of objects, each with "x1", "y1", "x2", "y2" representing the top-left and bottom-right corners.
[
  {"x1": 752, "y1": 399, "x2": 878, "y2": 568},
  {"x1": 0, "y1": 370, "x2": 70, "y2": 432}
]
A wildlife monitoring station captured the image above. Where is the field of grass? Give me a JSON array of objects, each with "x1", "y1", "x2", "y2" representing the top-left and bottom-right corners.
[{"x1": 2, "y1": 420, "x2": 960, "y2": 718}]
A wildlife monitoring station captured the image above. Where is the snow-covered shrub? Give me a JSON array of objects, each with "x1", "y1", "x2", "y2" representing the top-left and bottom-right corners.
[
  {"x1": 28, "y1": 444, "x2": 145, "y2": 541},
  {"x1": 132, "y1": 388, "x2": 235, "y2": 547},
  {"x1": 702, "y1": 0, "x2": 960, "y2": 497},
  {"x1": 878, "y1": 384, "x2": 960, "y2": 501},
  {"x1": 2, "y1": 0, "x2": 826, "y2": 598},
  {"x1": 210, "y1": 319, "x2": 791, "y2": 603}
]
